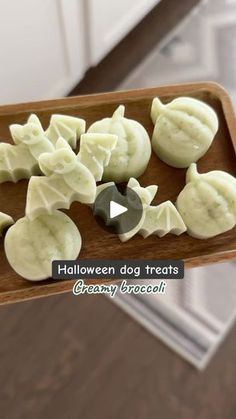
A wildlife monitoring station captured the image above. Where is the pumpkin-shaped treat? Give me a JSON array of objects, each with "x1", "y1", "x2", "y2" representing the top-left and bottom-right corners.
[
  {"x1": 176, "y1": 163, "x2": 236, "y2": 239},
  {"x1": 87, "y1": 105, "x2": 151, "y2": 182},
  {"x1": 151, "y1": 96, "x2": 219, "y2": 168},
  {"x1": 0, "y1": 212, "x2": 14, "y2": 237},
  {"x1": 4, "y1": 210, "x2": 82, "y2": 281}
]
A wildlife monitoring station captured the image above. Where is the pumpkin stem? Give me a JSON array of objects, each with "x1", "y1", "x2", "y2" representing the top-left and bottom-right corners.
[
  {"x1": 112, "y1": 105, "x2": 125, "y2": 121},
  {"x1": 0, "y1": 212, "x2": 14, "y2": 236},
  {"x1": 151, "y1": 97, "x2": 166, "y2": 125},
  {"x1": 186, "y1": 163, "x2": 200, "y2": 183}
]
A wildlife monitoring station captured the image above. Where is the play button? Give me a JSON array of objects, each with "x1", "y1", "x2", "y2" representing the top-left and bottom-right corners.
[
  {"x1": 110, "y1": 201, "x2": 128, "y2": 218},
  {"x1": 93, "y1": 184, "x2": 143, "y2": 235}
]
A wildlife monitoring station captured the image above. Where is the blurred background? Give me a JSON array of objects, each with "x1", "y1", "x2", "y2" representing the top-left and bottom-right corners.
[
  {"x1": 0, "y1": 0, "x2": 201, "y2": 103},
  {"x1": 1, "y1": 0, "x2": 236, "y2": 418}
]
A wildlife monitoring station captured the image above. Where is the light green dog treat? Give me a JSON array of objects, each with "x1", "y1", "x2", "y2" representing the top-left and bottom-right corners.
[
  {"x1": 91, "y1": 182, "x2": 117, "y2": 210},
  {"x1": 95, "y1": 181, "x2": 115, "y2": 199},
  {"x1": 94, "y1": 179, "x2": 154, "y2": 241},
  {"x1": 139, "y1": 201, "x2": 186, "y2": 238},
  {"x1": 94, "y1": 178, "x2": 186, "y2": 241},
  {"x1": 26, "y1": 138, "x2": 96, "y2": 219},
  {"x1": 4, "y1": 210, "x2": 81, "y2": 281},
  {"x1": 10, "y1": 114, "x2": 41, "y2": 145},
  {"x1": 109, "y1": 177, "x2": 185, "y2": 241},
  {"x1": 151, "y1": 96, "x2": 219, "y2": 168},
  {"x1": 0, "y1": 114, "x2": 54, "y2": 183},
  {"x1": 78, "y1": 133, "x2": 117, "y2": 181},
  {"x1": 88, "y1": 105, "x2": 151, "y2": 182},
  {"x1": 126, "y1": 178, "x2": 158, "y2": 209},
  {"x1": 0, "y1": 212, "x2": 14, "y2": 236},
  {"x1": 0, "y1": 142, "x2": 39, "y2": 183},
  {"x1": 1, "y1": 114, "x2": 112, "y2": 184},
  {"x1": 10, "y1": 114, "x2": 54, "y2": 160},
  {"x1": 118, "y1": 178, "x2": 158, "y2": 242},
  {"x1": 46, "y1": 114, "x2": 86, "y2": 149},
  {"x1": 176, "y1": 163, "x2": 236, "y2": 239}
]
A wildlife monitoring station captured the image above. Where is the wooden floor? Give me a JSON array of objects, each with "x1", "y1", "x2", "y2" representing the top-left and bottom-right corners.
[
  {"x1": 1, "y1": 293, "x2": 236, "y2": 419},
  {"x1": 3, "y1": 1, "x2": 236, "y2": 418}
]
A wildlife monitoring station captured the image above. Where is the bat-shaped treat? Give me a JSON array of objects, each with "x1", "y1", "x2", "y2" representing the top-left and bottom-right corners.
[
  {"x1": 0, "y1": 113, "x2": 86, "y2": 183},
  {"x1": 119, "y1": 178, "x2": 158, "y2": 242},
  {"x1": 25, "y1": 133, "x2": 117, "y2": 219},
  {"x1": 97, "y1": 178, "x2": 186, "y2": 242},
  {"x1": 0, "y1": 142, "x2": 38, "y2": 183},
  {"x1": 128, "y1": 178, "x2": 186, "y2": 240},
  {"x1": 26, "y1": 138, "x2": 97, "y2": 219},
  {"x1": 0, "y1": 114, "x2": 53, "y2": 183},
  {"x1": 139, "y1": 201, "x2": 187, "y2": 238}
]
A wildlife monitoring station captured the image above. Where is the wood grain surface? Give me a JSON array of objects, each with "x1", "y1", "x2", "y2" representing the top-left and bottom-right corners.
[
  {"x1": 1, "y1": 292, "x2": 236, "y2": 419},
  {"x1": 0, "y1": 82, "x2": 236, "y2": 304}
]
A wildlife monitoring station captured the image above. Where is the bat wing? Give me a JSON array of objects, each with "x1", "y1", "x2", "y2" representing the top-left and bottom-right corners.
[
  {"x1": 46, "y1": 115, "x2": 86, "y2": 149},
  {"x1": 26, "y1": 166, "x2": 96, "y2": 220},
  {"x1": 0, "y1": 143, "x2": 39, "y2": 183},
  {"x1": 139, "y1": 201, "x2": 186, "y2": 238},
  {"x1": 78, "y1": 133, "x2": 117, "y2": 181},
  {"x1": 26, "y1": 175, "x2": 77, "y2": 219},
  {"x1": 118, "y1": 213, "x2": 145, "y2": 242}
]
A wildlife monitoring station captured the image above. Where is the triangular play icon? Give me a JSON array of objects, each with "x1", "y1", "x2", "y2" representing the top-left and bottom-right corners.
[{"x1": 109, "y1": 200, "x2": 128, "y2": 219}]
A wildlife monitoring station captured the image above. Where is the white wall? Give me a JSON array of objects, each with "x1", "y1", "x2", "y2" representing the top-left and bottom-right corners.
[
  {"x1": 86, "y1": 0, "x2": 161, "y2": 65},
  {"x1": 0, "y1": 0, "x2": 87, "y2": 104},
  {"x1": 0, "y1": 0, "x2": 160, "y2": 104}
]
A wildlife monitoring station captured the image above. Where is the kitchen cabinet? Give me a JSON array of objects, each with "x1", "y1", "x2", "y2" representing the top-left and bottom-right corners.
[
  {"x1": 0, "y1": 0, "x2": 86, "y2": 104},
  {"x1": 86, "y1": 0, "x2": 161, "y2": 65},
  {"x1": 0, "y1": 0, "x2": 160, "y2": 104}
]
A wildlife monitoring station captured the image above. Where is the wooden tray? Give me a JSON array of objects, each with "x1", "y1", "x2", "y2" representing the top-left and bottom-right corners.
[{"x1": 0, "y1": 82, "x2": 236, "y2": 305}]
